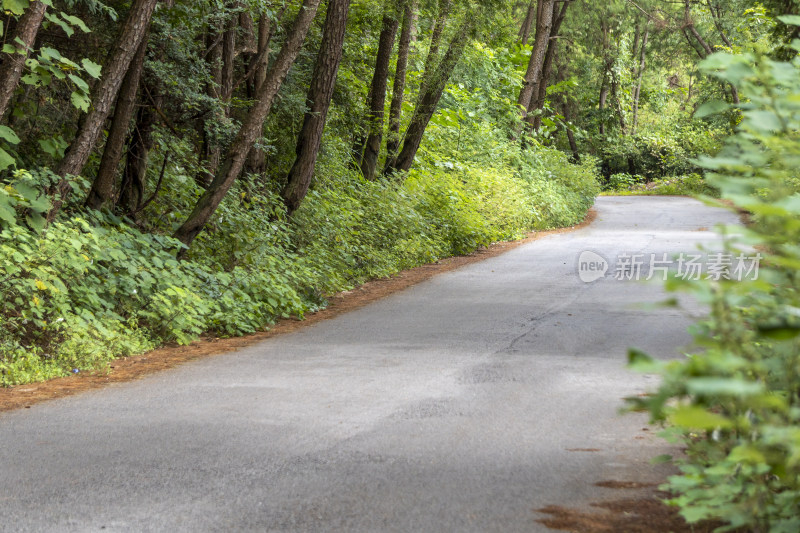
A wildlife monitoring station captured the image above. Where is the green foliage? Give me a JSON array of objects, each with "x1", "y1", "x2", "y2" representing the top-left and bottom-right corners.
[
  {"x1": 0, "y1": 0, "x2": 605, "y2": 387},
  {"x1": 603, "y1": 173, "x2": 720, "y2": 197},
  {"x1": 1, "y1": 129, "x2": 599, "y2": 387},
  {"x1": 628, "y1": 41, "x2": 800, "y2": 532}
]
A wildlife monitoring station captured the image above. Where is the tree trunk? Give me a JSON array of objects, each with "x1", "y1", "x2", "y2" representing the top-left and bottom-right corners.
[
  {"x1": 519, "y1": 0, "x2": 535, "y2": 45},
  {"x1": 0, "y1": 1, "x2": 47, "y2": 121},
  {"x1": 529, "y1": 0, "x2": 569, "y2": 132},
  {"x1": 384, "y1": 0, "x2": 415, "y2": 171},
  {"x1": 516, "y1": 0, "x2": 554, "y2": 128},
  {"x1": 173, "y1": 0, "x2": 321, "y2": 249},
  {"x1": 220, "y1": 8, "x2": 237, "y2": 104},
  {"x1": 85, "y1": 35, "x2": 149, "y2": 210},
  {"x1": 48, "y1": 0, "x2": 160, "y2": 222},
  {"x1": 556, "y1": 60, "x2": 580, "y2": 163},
  {"x1": 611, "y1": 67, "x2": 626, "y2": 134},
  {"x1": 707, "y1": 1, "x2": 733, "y2": 47},
  {"x1": 245, "y1": 9, "x2": 280, "y2": 174},
  {"x1": 418, "y1": 0, "x2": 452, "y2": 99},
  {"x1": 118, "y1": 95, "x2": 157, "y2": 217},
  {"x1": 387, "y1": 18, "x2": 472, "y2": 175},
  {"x1": 359, "y1": 11, "x2": 400, "y2": 181},
  {"x1": 282, "y1": 0, "x2": 350, "y2": 215},
  {"x1": 197, "y1": 18, "x2": 225, "y2": 188},
  {"x1": 598, "y1": 72, "x2": 608, "y2": 136},
  {"x1": 598, "y1": 19, "x2": 610, "y2": 136},
  {"x1": 682, "y1": 1, "x2": 739, "y2": 104},
  {"x1": 631, "y1": 29, "x2": 648, "y2": 135}
]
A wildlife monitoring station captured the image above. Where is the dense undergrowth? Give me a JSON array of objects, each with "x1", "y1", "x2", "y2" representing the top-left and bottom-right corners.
[
  {"x1": 601, "y1": 172, "x2": 721, "y2": 197},
  {"x1": 0, "y1": 132, "x2": 598, "y2": 386},
  {"x1": 629, "y1": 41, "x2": 800, "y2": 532}
]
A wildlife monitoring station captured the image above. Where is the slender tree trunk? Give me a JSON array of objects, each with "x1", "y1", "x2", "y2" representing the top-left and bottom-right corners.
[
  {"x1": 48, "y1": 0, "x2": 160, "y2": 222},
  {"x1": 598, "y1": 20, "x2": 610, "y2": 136},
  {"x1": 555, "y1": 58, "x2": 580, "y2": 163},
  {"x1": 118, "y1": 95, "x2": 157, "y2": 216},
  {"x1": 387, "y1": 18, "x2": 472, "y2": 174},
  {"x1": 516, "y1": 0, "x2": 554, "y2": 128},
  {"x1": 682, "y1": 1, "x2": 739, "y2": 104},
  {"x1": 418, "y1": 0, "x2": 451, "y2": 98},
  {"x1": 85, "y1": 35, "x2": 149, "y2": 210},
  {"x1": 245, "y1": 9, "x2": 279, "y2": 174},
  {"x1": 518, "y1": 0, "x2": 535, "y2": 45},
  {"x1": 173, "y1": 0, "x2": 321, "y2": 249},
  {"x1": 529, "y1": 0, "x2": 569, "y2": 132},
  {"x1": 220, "y1": 7, "x2": 237, "y2": 104},
  {"x1": 565, "y1": 119, "x2": 579, "y2": 162},
  {"x1": 707, "y1": 1, "x2": 733, "y2": 47},
  {"x1": 197, "y1": 19, "x2": 224, "y2": 188},
  {"x1": 117, "y1": 0, "x2": 176, "y2": 215},
  {"x1": 598, "y1": 72, "x2": 608, "y2": 136},
  {"x1": 0, "y1": 1, "x2": 47, "y2": 121},
  {"x1": 611, "y1": 67, "x2": 626, "y2": 134},
  {"x1": 682, "y1": 27, "x2": 706, "y2": 59},
  {"x1": 385, "y1": 0, "x2": 415, "y2": 171},
  {"x1": 358, "y1": 11, "x2": 400, "y2": 180},
  {"x1": 631, "y1": 29, "x2": 648, "y2": 135},
  {"x1": 282, "y1": 0, "x2": 350, "y2": 215}
]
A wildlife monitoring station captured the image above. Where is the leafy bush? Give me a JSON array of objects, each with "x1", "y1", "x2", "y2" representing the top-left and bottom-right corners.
[
  {"x1": 1, "y1": 138, "x2": 600, "y2": 386},
  {"x1": 628, "y1": 42, "x2": 800, "y2": 532},
  {"x1": 605, "y1": 173, "x2": 720, "y2": 197},
  {"x1": 0, "y1": 27, "x2": 601, "y2": 388}
]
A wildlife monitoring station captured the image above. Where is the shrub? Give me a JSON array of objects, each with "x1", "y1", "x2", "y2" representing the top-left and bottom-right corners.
[{"x1": 628, "y1": 44, "x2": 800, "y2": 532}]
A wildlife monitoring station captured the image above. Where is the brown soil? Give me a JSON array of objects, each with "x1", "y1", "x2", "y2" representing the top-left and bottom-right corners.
[
  {"x1": 0, "y1": 210, "x2": 596, "y2": 413},
  {"x1": 536, "y1": 485, "x2": 725, "y2": 533}
]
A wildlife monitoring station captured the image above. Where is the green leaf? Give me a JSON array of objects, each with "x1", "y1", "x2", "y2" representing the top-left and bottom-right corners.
[
  {"x1": 0, "y1": 125, "x2": 20, "y2": 145},
  {"x1": 2, "y1": 0, "x2": 29, "y2": 15},
  {"x1": 60, "y1": 13, "x2": 90, "y2": 33},
  {"x1": 38, "y1": 46, "x2": 62, "y2": 61},
  {"x1": 728, "y1": 444, "x2": 766, "y2": 464},
  {"x1": 2, "y1": 44, "x2": 15, "y2": 54},
  {"x1": 685, "y1": 378, "x2": 765, "y2": 397},
  {"x1": 745, "y1": 110, "x2": 783, "y2": 133},
  {"x1": 669, "y1": 406, "x2": 732, "y2": 430},
  {"x1": 757, "y1": 324, "x2": 800, "y2": 340},
  {"x1": 698, "y1": 52, "x2": 737, "y2": 71},
  {"x1": 26, "y1": 213, "x2": 45, "y2": 232},
  {"x1": 0, "y1": 202, "x2": 15, "y2": 225},
  {"x1": 44, "y1": 12, "x2": 73, "y2": 37},
  {"x1": 38, "y1": 137, "x2": 66, "y2": 158},
  {"x1": 81, "y1": 58, "x2": 102, "y2": 79},
  {"x1": 695, "y1": 100, "x2": 728, "y2": 118},
  {"x1": 0, "y1": 146, "x2": 15, "y2": 171},
  {"x1": 68, "y1": 74, "x2": 89, "y2": 91},
  {"x1": 13, "y1": 182, "x2": 39, "y2": 203},
  {"x1": 627, "y1": 348, "x2": 662, "y2": 373},
  {"x1": 778, "y1": 14, "x2": 800, "y2": 26},
  {"x1": 70, "y1": 91, "x2": 90, "y2": 112}
]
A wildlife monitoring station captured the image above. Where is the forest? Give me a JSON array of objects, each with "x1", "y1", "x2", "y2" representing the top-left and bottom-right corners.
[{"x1": 3, "y1": 0, "x2": 800, "y2": 528}]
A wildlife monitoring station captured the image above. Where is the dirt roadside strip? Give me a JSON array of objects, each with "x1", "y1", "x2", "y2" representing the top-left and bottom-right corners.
[{"x1": 0, "y1": 210, "x2": 597, "y2": 413}]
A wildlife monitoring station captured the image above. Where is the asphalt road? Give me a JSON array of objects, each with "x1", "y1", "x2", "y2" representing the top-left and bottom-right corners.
[{"x1": 0, "y1": 196, "x2": 742, "y2": 532}]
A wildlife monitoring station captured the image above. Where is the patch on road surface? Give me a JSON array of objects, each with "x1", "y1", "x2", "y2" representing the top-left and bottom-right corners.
[
  {"x1": 536, "y1": 492, "x2": 724, "y2": 532},
  {"x1": 458, "y1": 362, "x2": 524, "y2": 385},
  {"x1": 394, "y1": 397, "x2": 465, "y2": 419}
]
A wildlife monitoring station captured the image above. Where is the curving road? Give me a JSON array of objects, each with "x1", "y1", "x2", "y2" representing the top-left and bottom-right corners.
[{"x1": 0, "y1": 197, "x2": 741, "y2": 532}]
